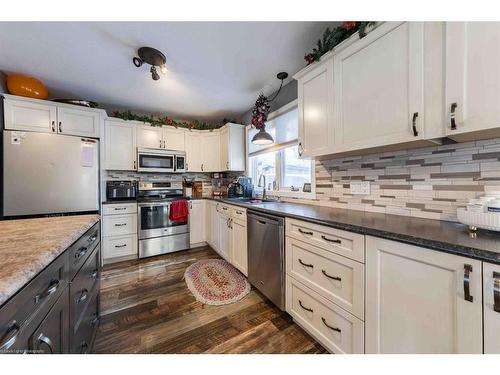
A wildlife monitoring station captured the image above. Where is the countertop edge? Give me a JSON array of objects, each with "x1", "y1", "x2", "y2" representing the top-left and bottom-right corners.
[{"x1": 201, "y1": 197, "x2": 500, "y2": 265}]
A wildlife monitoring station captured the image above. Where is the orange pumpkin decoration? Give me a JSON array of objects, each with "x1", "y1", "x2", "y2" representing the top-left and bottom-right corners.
[{"x1": 6, "y1": 74, "x2": 48, "y2": 99}]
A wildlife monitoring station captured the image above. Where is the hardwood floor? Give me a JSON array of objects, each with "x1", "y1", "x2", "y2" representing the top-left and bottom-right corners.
[{"x1": 93, "y1": 246, "x2": 326, "y2": 354}]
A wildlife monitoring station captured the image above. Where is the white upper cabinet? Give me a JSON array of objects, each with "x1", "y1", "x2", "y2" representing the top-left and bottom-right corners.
[
  {"x1": 483, "y1": 262, "x2": 500, "y2": 354},
  {"x1": 163, "y1": 127, "x2": 185, "y2": 151},
  {"x1": 220, "y1": 124, "x2": 245, "y2": 171},
  {"x1": 295, "y1": 55, "x2": 334, "y2": 158},
  {"x1": 445, "y1": 22, "x2": 500, "y2": 138},
  {"x1": 3, "y1": 95, "x2": 100, "y2": 137},
  {"x1": 185, "y1": 131, "x2": 203, "y2": 172},
  {"x1": 333, "y1": 22, "x2": 425, "y2": 152},
  {"x1": 365, "y1": 236, "x2": 483, "y2": 354},
  {"x1": 4, "y1": 97, "x2": 57, "y2": 133},
  {"x1": 104, "y1": 118, "x2": 137, "y2": 171},
  {"x1": 202, "y1": 132, "x2": 221, "y2": 172},
  {"x1": 137, "y1": 124, "x2": 163, "y2": 149},
  {"x1": 56, "y1": 106, "x2": 100, "y2": 138}
]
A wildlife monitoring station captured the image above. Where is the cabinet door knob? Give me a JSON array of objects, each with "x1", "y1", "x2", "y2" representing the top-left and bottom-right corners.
[
  {"x1": 464, "y1": 264, "x2": 473, "y2": 302},
  {"x1": 412, "y1": 112, "x2": 419, "y2": 136},
  {"x1": 450, "y1": 102, "x2": 458, "y2": 130}
]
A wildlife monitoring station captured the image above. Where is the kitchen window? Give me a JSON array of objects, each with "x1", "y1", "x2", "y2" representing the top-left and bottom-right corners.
[{"x1": 247, "y1": 101, "x2": 315, "y2": 199}]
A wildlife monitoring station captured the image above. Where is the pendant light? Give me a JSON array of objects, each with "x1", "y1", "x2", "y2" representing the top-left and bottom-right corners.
[{"x1": 251, "y1": 72, "x2": 288, "y2": 145}]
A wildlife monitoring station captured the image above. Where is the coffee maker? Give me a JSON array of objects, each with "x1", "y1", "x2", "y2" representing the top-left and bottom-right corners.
[{"x1": 228, "y1": 177, "x2": 253, "y2": 199}]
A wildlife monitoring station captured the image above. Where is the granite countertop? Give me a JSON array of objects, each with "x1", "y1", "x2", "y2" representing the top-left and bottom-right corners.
[
  {"x1": 0, "y1": 214, "x2": 100, "y2": 306},
  {"x1": 203, "y1": 197, "x2": 500, "y2": 265}
]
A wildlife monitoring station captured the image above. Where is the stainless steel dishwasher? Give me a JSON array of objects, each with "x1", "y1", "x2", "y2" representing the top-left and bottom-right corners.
[{"x1": 247, "y1": 210, "x2": 285, "y2": 310}]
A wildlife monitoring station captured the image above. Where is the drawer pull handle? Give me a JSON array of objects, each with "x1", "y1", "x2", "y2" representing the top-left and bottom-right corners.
[
  {"x1": 236, "y1": 210, "x2": 243, "y2": 214},
  {"x1": 80, "y1": 341, "x2": 89, "y2": 354},
  {"x1": 76, "y1": 289, "x2": 89, "y2": 304},
  {"x1": 114, "y1": 207, "x2": 127, "y2": 210},
  {"x1": 298, "y1": 259, "x2": 314, "y2": 268},
  {"x1": 88, "y1": 232, "x2": 98, "y2": 243},
  {"x1": 464, "y1": 264, "x2": 473, "y2": 303},
  {"x1": 114, "y1": 244, "x2": 127, "y2": 248},
  {"x1": 321, "y1": 235, "x2": 341, "y2": 244},
  {"x1": 298, "y1": 300, "x2": 313, "y2": 313},
  {"x1": 75, "y1": 246, "x2": 89, "y2": 260},
  {"x1": 90, "y1": 269, "x2": 98, "y2": 279},
  {"x1": 0, "y1": 321, "x2": 20, "y2": 350},
  {"x1": 35, "y1": 279, "x2": 60, "y2": 304},
  {"x1": 114, "y1": 223, "x2": 127, "y2": 227},
  {"x1": 90, "y1": 313, "x2": 100, "y2": 326},
  {"x1": 321, "y1": 317, "x2": 341, "y2": 333},
  {"x1": 37, "y1": 333, "x2": 54, "y2": 353},
  {"x1": 322, "y1": 270, "x2": 341, "y2": 282},
  {"x1": 298, "y1": 228, "x2": 313, "y2": 236},
  {"x1": 494, "y1": 272, "x2": 500, "y2": 313},
  {"x1": 222, "y1": 207, "x2": 228, "y2": 211}
]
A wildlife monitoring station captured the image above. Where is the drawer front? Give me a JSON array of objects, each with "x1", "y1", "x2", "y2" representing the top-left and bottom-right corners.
[
  {"x1": 68, "y1": 222, "x2": 100, "y2": 278},
  {"x1": 102, "y1": 214, "x2": 137, "y2": 237},
  {"x1": 102, "y1": 202, "x2": 137, "y2": 215},
  {"x1": 286, "y1": 277, "x2": 364, "y2": 354},
  {"x1": 103, "y1": 234, "x2": 138, "y2": 259},
  {"x1": 219, "y1": 203, "x2": 231, "y2": 215},
  {"x1": 286, "y1": 218, "x2": 365, "y2": 262},
  {"x1": 231, "y1": 206, "x2": 247, "y2": 220},
  {"x1": 286, "y1": 238, "x2": 364, "y2": 319},
  {"x1": 0, "y1": 251, "x2": 69, "y2": 352},
  {"x1": 70, "y1": 246, "x2": 100, "y2": 333},
  {"x1": 70, "y1": 288, "x2": 99, "y2": 354}
]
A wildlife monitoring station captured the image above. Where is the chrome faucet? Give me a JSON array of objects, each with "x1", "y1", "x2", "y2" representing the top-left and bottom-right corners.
[{"x1": 258, "y1": 174, "x2": 266, "y2": 200}]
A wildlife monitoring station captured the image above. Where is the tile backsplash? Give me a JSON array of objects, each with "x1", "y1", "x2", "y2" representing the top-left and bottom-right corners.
[
  {"x1": 103, "y1": 170, "x2": 243, "y2": 198},
  {"x1": 307, "y1": 138, "x2": 500, "y2": 222}
]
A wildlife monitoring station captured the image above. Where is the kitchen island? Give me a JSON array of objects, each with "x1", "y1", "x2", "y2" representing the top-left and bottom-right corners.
[{"x1": 0, "y1": 214, "x2": 101, "y2": 353}]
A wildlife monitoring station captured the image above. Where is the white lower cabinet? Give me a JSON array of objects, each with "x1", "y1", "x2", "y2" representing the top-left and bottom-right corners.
[
  {"x1": 286, "y1": 276, "x2": 364, "y2": 354},
  {"x1": 231, "y1": 216, "x2": 248, "y2": 276},
  {"x1": 365, "y1": 236, "x2": 483, "y2": 354},
  {"x1": 217, "y1": 207, "x2": 231, "y2": 261},
  {"x1": 102, "y1": 202, "x2": 138, "y2": 264},
  {"x1": 483, "y1": 262, "x2": 500, "y2": 353},
  {"x1": 103, "y1": 234, "x2": 138, "y2": 260},
  {"x1": 189, "y1": 200, "x2": 206, "y2": 246},
  {"x1": 285, "y1": 218, "x2": 365, "y2": 353}
]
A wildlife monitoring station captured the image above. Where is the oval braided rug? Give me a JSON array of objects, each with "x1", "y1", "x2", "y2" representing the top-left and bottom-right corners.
[{"x1": 184, "y1": 259, "x2": 250, "y2": 305}]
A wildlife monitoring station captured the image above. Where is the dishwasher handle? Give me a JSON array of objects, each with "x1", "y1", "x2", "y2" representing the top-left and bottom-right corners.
[{"x1": 247, "y1": 211, "x2": 284, "y2": 227}]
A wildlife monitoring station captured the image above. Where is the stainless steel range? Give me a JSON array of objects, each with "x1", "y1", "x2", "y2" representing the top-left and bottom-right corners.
[{"x1": 137, "y1": 181, "x2": 190, "y2": 258}]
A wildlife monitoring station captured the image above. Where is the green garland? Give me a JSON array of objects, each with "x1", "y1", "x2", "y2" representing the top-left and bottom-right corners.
[
  {"x1": 304, "y1": 21, "x2": 377, "y2": 65},
  {"x1": 112, "y1": 110, "x2": 239, "y2": 131}
]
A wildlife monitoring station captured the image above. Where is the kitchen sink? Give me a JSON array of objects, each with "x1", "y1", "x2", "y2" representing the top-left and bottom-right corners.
[{"x1": 225, "y1": 197, "x2": 282, "y2": 204}]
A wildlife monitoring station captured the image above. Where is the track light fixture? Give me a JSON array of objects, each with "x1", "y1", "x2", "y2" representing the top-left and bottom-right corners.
[{"x1": 133, "y1": 47, "x2": 167, "y2": 81}]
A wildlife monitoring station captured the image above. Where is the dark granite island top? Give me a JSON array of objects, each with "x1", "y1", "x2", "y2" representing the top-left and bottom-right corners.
[{"x1": 204, "y1": 197, "x2": 500, "y2": 265}]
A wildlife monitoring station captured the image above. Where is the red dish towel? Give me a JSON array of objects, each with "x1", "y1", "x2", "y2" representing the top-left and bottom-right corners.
[{"x1": 170, "y1": 199, "x2": 189, "y2": 223}]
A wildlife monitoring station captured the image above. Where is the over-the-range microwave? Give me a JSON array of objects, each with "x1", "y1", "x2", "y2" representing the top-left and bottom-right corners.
[{"x1": 137, "y1": 147, "x2": 186, "y2": 173}]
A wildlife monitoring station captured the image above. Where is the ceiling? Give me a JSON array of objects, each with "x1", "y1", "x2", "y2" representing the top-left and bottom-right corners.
[{"x1": 0, "y1": 22, "x2": 335, "y2": 122}]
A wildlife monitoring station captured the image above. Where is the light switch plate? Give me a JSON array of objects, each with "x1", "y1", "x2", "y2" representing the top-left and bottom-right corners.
[{"x1": 350, "y1": 181, "x2": 370, "y2": 195}]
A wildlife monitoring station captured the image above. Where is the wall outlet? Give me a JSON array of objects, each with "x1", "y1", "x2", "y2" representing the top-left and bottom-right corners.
[{"x1": 350, "y1": 181, "x2": 370, "y2": 195}]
